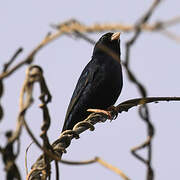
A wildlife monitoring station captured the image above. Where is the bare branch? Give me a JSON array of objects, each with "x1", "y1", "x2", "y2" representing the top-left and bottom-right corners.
[
  {"x1": 96, "y1": 157, "x2": 130, "y2": 180},
  {"x1": 1, "y1": 1, "x2": 179, "y2": 179},
  {"x1": 60, "y1": 157, "x2": 130, "y2": 180},
  {"x1": 3, "y1": 48, "x2": 23, "y2": 73},
  {"x1": 25, "y1": 142, "x2": 34, "y2": 175},
  {"x1": 9, "y1": 66, "x2": 43, "y2": 144},
  {"x1": 28, "y1": 95, "x2": 180, "y2": 179},
  {"x1": 123, "y1": 1, "x2": 162, "y2": 179},
  {"x1": 161, "y1": 29, "x2": 180, "y2": 43},
  {"x1": 1, "y1": 15, "x2": 179, "y2": 80}
]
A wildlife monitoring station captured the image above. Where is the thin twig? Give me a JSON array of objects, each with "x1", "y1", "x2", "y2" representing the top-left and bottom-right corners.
[
  {"x1": 161, "y1": 29, "x2": 180, "y2": 43},
  {"x1": 9, "y1": 66, "x2": 42, "y2": 144},
  {"x1": 60, "y1": 158, "x2": 97, "y2": 165},
  {"x1": 3, "y1": 48, "x2": 23, "y2": 72},
  {"x1": 96, "y1": 157, "x2": 130, "y2": 180},
  {"x1": 54, "y1": 161, "x2": 59, "y2": 180},
  {"x1": 60, "y1": 157, "x2": 130, "y2": 180},
  {"x1": 25, "y1": 142, "x2": 34, "y2": 175}
]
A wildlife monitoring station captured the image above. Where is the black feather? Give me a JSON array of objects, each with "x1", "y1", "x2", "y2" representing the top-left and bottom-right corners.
[{"x1": 62, "y1": 32, "x2": 123, "y2": 131}]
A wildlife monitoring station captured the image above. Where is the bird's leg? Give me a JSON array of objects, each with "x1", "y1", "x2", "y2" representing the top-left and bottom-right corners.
[
  {"x1": 87, "y1": 108, "x2": 112, "y2": 120},
  {"x1": 107, "y1": 105, "x2": 119, "y2": 119},
  {"x1": 87, "y1": 106, "x2": 119, "y2": 121}
]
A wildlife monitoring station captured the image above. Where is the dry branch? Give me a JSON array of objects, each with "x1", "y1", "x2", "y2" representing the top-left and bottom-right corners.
[
  {"x1": 60, "y1": 157, "x2": 130, "y2": 180},
  {"x1": 27, "y1": 95, "x2": 180, "y2": 180},
  {"x1": 0, "y1": 0, "x2": 180, "y2": 179},
  {"x1": 0, "y1": 15, "x2": 179, "y2": 80}
]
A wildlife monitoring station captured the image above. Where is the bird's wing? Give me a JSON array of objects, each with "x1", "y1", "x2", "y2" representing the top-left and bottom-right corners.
[{"x1": 63, "y1": 62, "x2": 99, "y2": 130}]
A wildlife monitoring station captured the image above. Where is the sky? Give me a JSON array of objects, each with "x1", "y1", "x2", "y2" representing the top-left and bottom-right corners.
[{"x1": 0, "y1": 0, "x2": 180, "y2": 179}]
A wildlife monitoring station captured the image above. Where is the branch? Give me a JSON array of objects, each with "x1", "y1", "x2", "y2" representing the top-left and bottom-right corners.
[
  {"x1": 8, "y1": 66, "x2": 43, "y2": 144},
  {"x1": 52, "y1": 16, "x2": 180, "y2": 34},
  {"x1": 39, "y1": 70, "x2": 52, "y2": 179},
  {"x1": 123, "y1": 1, "x2": 162, "y2": 179},
  {"x1": 3, "y1": 47, "x2": 23, "y2": 73},
  {"x1": 28, "y1": 96, "x2": 180, "y2": 179},
  {"x1": 61, "y1": 157, "x2": 130, "y2": 180},
  {"x1": 1, "y1": 15, "x2": 179, "y2": 80}
]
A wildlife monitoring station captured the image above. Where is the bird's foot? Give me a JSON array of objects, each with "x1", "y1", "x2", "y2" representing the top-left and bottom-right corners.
[
  {"x1": 87, "y1": 108, "x2": 113, "y2": 120},
  {"x1": 107, "y1": 106, "x2": 119, "y2": 120}
]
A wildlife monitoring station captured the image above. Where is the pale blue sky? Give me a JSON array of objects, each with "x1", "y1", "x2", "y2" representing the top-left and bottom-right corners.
[{"x1": 0, "y1": 0, "x2": 180, "y2": 179}]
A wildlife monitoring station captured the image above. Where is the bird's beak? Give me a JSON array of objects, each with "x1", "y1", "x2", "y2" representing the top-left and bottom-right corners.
[{"x1": 111, "y1": 32, "x2": 121, "y2": 41}]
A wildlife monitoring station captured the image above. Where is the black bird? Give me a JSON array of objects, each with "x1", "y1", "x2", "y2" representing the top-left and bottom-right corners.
[{"x1": 62, "y1": 32, "x2": 123, "y2": 132}]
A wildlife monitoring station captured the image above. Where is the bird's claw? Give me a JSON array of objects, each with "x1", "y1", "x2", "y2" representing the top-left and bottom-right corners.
[{"x1": 107, "y1": 106, "x2": 119, "y2": 120}]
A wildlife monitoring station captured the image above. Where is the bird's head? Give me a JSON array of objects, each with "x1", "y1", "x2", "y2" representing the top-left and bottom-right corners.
[{"x1": 93, "y1": 32, "x2": 121, "y2": 62}]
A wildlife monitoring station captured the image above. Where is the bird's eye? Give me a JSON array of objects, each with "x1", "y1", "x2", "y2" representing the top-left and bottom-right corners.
[
  {"x1": 101, "y1": 36, "x2": 106, "y2": 40},
  {"x1": 101, "y1": 35, "x2": 108, "y2": 41}
]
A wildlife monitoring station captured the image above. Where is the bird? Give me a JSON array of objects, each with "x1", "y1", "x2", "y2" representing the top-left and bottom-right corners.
[{"x1": 62, "y1": 32, "x2": 123, "y2": 132}]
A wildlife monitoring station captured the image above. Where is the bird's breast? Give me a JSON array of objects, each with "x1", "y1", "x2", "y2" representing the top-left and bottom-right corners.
[{"x1": 86, "y1": 59, "x2": 123, "y2": 109}]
